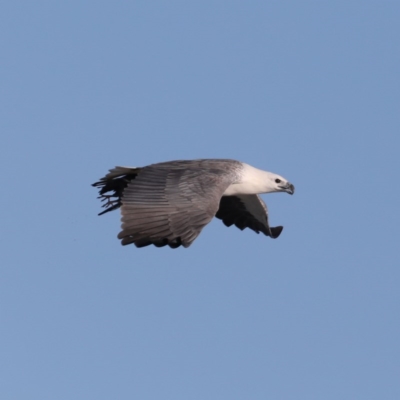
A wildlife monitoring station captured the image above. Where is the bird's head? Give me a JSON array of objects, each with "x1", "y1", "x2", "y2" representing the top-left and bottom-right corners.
[{"x1": 267, "y1": 173, "x2": 295, "y2": 195}]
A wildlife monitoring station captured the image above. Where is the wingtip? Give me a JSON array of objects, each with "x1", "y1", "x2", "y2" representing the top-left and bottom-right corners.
[{"x1": 270, "y1": 226, "x2": 283, "y2": 239}]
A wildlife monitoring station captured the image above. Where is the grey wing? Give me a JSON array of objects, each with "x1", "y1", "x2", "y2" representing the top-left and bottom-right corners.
[
  {"x1": 215, "y1": 194, "x2": 283, "y2": 239},
  {"x1": 118, "y1": 165, "x2": 232, "y2": 248}
]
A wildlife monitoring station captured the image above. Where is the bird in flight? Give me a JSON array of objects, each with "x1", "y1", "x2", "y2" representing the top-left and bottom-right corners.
[{"x1": 92, "y1": 159, "x2": 294, "y2": 249}]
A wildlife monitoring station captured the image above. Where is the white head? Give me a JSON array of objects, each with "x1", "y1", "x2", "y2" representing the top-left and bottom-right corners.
[
  {"x1": 224, "y1": 163, "x2": 295, "y2": 196},
  {"x1": 262, "y1": 171, "x2": 295, "y2": 195}
]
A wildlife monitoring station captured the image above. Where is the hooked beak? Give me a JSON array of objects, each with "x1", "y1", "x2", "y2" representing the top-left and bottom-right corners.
[{"x1": 279, "y1": 182, "x2": 295, "y2": 195}]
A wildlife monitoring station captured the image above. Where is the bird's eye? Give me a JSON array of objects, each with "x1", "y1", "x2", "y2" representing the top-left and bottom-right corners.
[{"x1": 275, "y1": 179, "x2": 281, "y2": 183}]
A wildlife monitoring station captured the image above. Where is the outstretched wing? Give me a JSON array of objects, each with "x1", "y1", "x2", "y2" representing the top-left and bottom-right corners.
[
  {"x1": 118, "y1": 164, "x2": 233, "y2": 248},
  {"x1": 215, "y1": 194, "x2": 283, "y2": 238}
]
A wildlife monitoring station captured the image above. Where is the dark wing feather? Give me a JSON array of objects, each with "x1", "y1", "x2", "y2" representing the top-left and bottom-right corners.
[
  {"x1": 92, "y1": 166, "x2": 141, "y2": 215},
  {"x1": 117, "y1": 164, "x2": 232, "y2": 248},
  {"x1": 216, "y1": 195, "x2": 283, "y2": 239}
]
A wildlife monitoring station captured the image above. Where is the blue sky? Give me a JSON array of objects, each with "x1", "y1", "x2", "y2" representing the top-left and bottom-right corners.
[{"x1": 1, "y1": 2, "x2": 399, "y2": 399}]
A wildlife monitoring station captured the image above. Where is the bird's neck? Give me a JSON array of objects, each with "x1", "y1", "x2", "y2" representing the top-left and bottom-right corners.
[{"x1": 223, "y1": 163, "x2": 274, "y2": 196}]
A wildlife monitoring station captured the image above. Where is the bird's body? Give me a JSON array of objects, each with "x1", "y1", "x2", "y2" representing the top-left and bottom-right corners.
[{"x1": 92, "y1": 159, "x2": 294, "y2": 248}]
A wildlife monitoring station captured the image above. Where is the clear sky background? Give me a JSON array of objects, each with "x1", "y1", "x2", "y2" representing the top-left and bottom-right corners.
[{"x1": 1, "y1": 2, "x2": 399, "y2": 399}]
